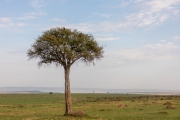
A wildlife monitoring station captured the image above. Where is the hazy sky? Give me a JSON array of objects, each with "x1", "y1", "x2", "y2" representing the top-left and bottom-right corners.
[{"x1": 1, "y1": 0, "x2": 180, "y2": 90}]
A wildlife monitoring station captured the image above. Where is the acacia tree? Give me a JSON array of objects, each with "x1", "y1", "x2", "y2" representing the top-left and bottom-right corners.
[{"x1": 27, "y1": 27, "x2": 104, "y2": 115}]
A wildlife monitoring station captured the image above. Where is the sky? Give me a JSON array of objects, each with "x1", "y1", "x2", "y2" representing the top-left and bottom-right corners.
[{"x1": 0, "y1": 0, "x2": 180, "y2": 90}]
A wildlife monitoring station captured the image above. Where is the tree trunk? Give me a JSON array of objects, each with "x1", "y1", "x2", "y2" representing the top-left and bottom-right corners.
[{"x1": 64, "y1": 66, "x2": 72, "y2": 116}]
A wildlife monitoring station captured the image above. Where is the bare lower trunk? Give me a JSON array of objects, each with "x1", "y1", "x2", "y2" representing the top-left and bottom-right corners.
[{"x1": 64, "y1": 66, "x2": 72, "y2": 116}]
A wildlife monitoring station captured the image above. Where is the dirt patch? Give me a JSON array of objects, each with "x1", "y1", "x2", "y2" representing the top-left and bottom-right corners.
[
  {"x1": 71, "y1": 110, "x2": 86, "y2": 117},
  {"x1": 118, "y1": 104, "x2": 127, "y2": 108},
  {"x1": 166, "y1": 105, "x2": 175, "y2": 109},
  {"x1": 18, "y1": 104, "x2": 26, "y2": 108},
  {"x1": 2, "y1": 105, "x2": 11, "y2": 108},
  {"x1": 99, "y1": 108, "x2": 112, "y2": 111}
]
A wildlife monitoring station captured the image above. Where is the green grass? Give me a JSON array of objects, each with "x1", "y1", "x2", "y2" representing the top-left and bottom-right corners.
[{"x1": 0, "y1": 93, "x2": 180, "y2": 120}]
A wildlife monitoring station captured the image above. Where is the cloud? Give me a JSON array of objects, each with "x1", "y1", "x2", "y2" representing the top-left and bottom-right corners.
[
  {"x1": 81, "y1": 0, "x2": 180, "y2": 32},
  {"x1": 101, "y1": 14, "x2": 111, "y2": 18},
  {"x1": 48, "y1": 22, "x2": 95, "y2": 33},
  {"x1": 134, "y1": 0, "x2": 145, "y2": 3},
  {"x1": 52, "y1": 18, "x2": 66, "y2": 22},
  {"x1": 144, "y1": 0, "x2": 180, "y2": 13},
  {"x1": 18, "y1": 11, "x2": 46, "y2": 20},
  {"x1": 119, "y1": 0, "x2": 130, "y2": 7},
  {"x1": 0, "y1": 17, "x2": 26, "y2": 28},
  {"x1": 45, "y1": 22, "x2": 121, "y2": 33},
  {"x1": 0, "y1": 50, "x2": 27, "y2": 65},
  {"x1": 43, "y1": 0, "x2": 180, "y2": 33},
  {"x1": 97, "y1": 13, "x2": 112, "y2": 18},
  {"x1": 125, "y1": 12, "x2": 169, "y2": 27},
  {"x1": 100, "y1": 0, "x2": 180, "y2": 31},
  {"x1": 106, "y1": 0, "x2": 132, "y2": 8},
  {"x1": 144, "y1": 42, "x2": 178, "y2": 50},
  {"x1": 96, "y1": 37, "x2": 120, "y2": 41},
  {"x1": 0, "y1": 17, "x2": 13, "y2": 28},
  {"x1": 16, "y1": 23, "x2": 26, "y2": 27},
  {"x1": 29, "y1": 0, "x2": 46, "y2": 8},
  {"x1": 107, "y1": 41, "x2": 180, "y2": 65},
  {"x1": 173, "y1": 36, "x2": 180, "y2": 40},
  {"x1": 124, "y1": 0, "x2": 180, "y2": 28},
  {"x1": 18, "y1": 16, "x2": 36, "y2": 20},
  {"x1": 160, "y1": 40, "x2": 167, "y2": 43},
  {"x1": 0, "y1": 17, "x2": 11, "y2": 23}
]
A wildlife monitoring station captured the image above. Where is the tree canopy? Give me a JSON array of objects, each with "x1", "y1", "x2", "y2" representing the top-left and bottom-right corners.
[{"x1": 27, "y1": 27, "x2": 104, "y2": 68}]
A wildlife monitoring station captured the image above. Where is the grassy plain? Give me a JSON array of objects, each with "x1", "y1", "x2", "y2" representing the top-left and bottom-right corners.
[{"x1": 0, "y1": 93, "x2": 180, "y2": 120}]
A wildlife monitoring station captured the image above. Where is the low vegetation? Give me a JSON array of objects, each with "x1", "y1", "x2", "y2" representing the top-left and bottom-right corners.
[{"x1": 0, "y1": 93, "x2": 180, "y2": 120}]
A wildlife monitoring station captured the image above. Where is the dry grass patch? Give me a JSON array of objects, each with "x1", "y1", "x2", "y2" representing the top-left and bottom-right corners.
[
  {"x1": 163, "y1": 101, "x2": 172, "y2": 105},
  {"x1": 118, "y1": 104, "x2": 127, "y2": 108},
  {"x1": 166, "y1": 105, "x2": 175, "y2": 109},
  {"x1": 71, "y1": 110, "x2": 86, "y2": 117}
]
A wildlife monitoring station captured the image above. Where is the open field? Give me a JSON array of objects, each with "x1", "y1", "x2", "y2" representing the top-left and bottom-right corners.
[{"x1": 0, "y1": 93, "x2": 180, "y2": 120}]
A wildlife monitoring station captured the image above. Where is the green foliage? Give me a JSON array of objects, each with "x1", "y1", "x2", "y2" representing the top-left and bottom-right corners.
[{"x1": 27, "y1": 27, "x2": 104, "y2": 67}]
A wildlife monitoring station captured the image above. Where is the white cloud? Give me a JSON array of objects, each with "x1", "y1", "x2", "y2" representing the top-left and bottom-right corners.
[
  {"x1": 96, "y1": 37, "x2": 120, "y2": 41},
  {"x1": 43, "y1": 0, "x2": 180, "y2": 33},
  {"x1": 0, "y1": 17, "x2": 11, "y2": 23},
  {"x1": 18, "y1": 16, "x2": 36, "y2": 20},
  {"x1": 134, "y1": 0, "x2": 145, "y2": 3},
  {"x1": 107, "y1": 42, "x2": 180, "y2": 65},
  {"x1": 48, "y1": 21, "x2": 123, "y2": 33},
  {"x1": 124, "y1": 0, "x2": 180, "y2": 28},
  {"x1": 108, "y1": 0, "x2": 132, "y2": 8},
  {"x1": 0, "y1": 17, "x2": 13, "y2": 28},
  {"x1": 88, "y1": 0, "x2": 180, "y2": 32},
  {"x1": 173, "y1": 36, "x2": 180, "y2": 40},
  {"x1": 52, "y1": 18, "x2": 66, "y2": 22},
  {"x1": 100, "y1": 13, "x2": 112, "y2": 18},
  {"x1": 49, "y1": 22, "x2": 96, "y2": 33},
  {"x1": 172, "y1": 9, "x2": 180, "y2": 16},
  {"x1": 0, "y1": 18, "x2": 25, "y2": 28},
  {"x1": 101, "y1": 0, "x2": 180, "y2": 31},
  {"x1": 160, "y1": 40, "x2": 167, "y2": 43},
  {"x1": 16, "y1": 23, "x2": 26, "y2": 27},
  {"x1": 29, "y1": 0, "x2": 46, "y2": 8},
  {"x1": 18, "y1": 11, "x2": 46, "y2": 20},
  {"x1": 145, "y1": 42, "x2": 178, "y2": 50},
  {"x1": 99, "y1": 22, "x2": 120, "y2": 31},
  {"x1": 119, "y1": 0, "x2": 130, "y2": 7},
  {"x1": 144, "y1": 0, "x2": 180, "y2": 13},
  {"x1": 92, "y1": 13, "x2": 112, "y2": 18}
]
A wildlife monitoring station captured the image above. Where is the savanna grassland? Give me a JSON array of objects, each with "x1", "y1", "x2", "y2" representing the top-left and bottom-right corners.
[{"x1": 0, "y1": 93, "x2": 180, "y2": 120}]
